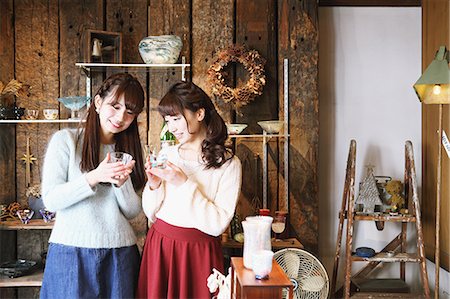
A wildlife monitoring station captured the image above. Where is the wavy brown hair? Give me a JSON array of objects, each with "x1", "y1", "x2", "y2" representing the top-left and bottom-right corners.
[
  {"x1": 79, "y1": 73, "x2": 146, "y2": 190},
  {"x1": 158, "y1": 81, "x2": 233, "y2": 169}
]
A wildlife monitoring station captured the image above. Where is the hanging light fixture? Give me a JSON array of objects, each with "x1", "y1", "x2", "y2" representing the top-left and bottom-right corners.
[
  {"x1": 414, "y1": 46, "x2": 450, "y2": 103},
  {"x1": 413, "y1": 45, "x2": 450, "y2": 298}
]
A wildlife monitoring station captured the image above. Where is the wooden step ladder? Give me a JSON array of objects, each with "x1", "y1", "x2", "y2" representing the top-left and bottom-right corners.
[{"x1": 330, "y1": 140, "x2": 430, "y2": 298}]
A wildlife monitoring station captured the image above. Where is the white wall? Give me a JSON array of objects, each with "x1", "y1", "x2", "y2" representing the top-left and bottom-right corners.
[{"x1": 318, "y1": 7, "x2": 449, "y2": 297}]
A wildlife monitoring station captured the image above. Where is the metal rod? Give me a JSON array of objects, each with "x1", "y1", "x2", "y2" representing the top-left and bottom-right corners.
[
  {"x1": 435, "y1": 103, "x2": 442, "y2": 299},
  {"x1": 284, "y1": 59, "x2": 289, "y2": 211},
  {"x1": 263, "y1": 130, "x2": 268, "y2": 209}
]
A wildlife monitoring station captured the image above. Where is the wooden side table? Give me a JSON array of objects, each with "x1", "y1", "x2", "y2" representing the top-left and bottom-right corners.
[{"x1": 230, "y1": 257, "x2": 293, "y2": 299}]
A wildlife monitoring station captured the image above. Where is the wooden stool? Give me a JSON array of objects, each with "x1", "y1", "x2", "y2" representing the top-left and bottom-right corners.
[{"x1": 230, "y1": 257, "x2": 293, "y2": 299}]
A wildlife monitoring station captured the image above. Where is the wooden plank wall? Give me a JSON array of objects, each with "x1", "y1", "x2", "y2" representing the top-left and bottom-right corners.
[
  {"x1": 279, "y1": 0, "x2": 319, "y2": 251},
  {"x1": 0, "y1": 2, "x2": 17, "y2": 298},
  {"x1": 0, "y1": 1, "x2": 319, "y2": 296},
  {"x1": 422, "y1": 0, "x2": 450, "y2": 271}
]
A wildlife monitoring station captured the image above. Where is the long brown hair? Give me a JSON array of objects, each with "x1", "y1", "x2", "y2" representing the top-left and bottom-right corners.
[
  {"x1": 158, "y1": 81, "x2": 233, "y2": 169},
  {"x1": 79, "y1": 73, "x2": 146, "y2": 190}
]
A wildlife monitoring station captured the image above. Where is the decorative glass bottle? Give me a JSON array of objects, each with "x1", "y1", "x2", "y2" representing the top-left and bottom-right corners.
[{"x1": 160, "y1": 122, "x2": 176, "y2": 149}]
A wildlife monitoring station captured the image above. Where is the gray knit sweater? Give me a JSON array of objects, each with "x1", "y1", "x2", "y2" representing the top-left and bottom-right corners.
[{"x1": 41, "y1": 129, "x2": 141, "y2": 248}]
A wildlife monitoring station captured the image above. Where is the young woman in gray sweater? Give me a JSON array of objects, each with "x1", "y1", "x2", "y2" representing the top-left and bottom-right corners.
[{"x1": 40, "y1": 73, "x2": 146, "y2": 299}]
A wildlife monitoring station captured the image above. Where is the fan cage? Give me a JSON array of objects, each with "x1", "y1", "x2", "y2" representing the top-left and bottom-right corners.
[{"x1": 274, "y1": 248, "x2": 329, "y2": 299}]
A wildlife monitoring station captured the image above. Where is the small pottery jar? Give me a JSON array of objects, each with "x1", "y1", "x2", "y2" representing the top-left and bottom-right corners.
[{"x1": 138, "y1": 35, "x2": 182, "y2": 64}]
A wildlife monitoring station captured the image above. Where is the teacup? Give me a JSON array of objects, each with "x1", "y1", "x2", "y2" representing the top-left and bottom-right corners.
[
  {"x1": 43, "y1": 109, "x2": 59, "y2": 120},
  {"x1": 25, "y1": 109, "x2": 39, "y2": 120}
]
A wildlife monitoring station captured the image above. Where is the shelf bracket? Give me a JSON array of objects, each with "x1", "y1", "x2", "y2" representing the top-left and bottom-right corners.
[{"x1": 182, "y1": 56, "x2": 186, "y2": 81}]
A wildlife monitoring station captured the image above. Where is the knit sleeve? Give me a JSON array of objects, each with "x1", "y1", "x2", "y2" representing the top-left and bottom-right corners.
[
  {"x1": 113, "y1": 179, "x2": 142, "y2": 219},
  {"x1": 175, "y1": 156, "x2": 242, "y2": 236},
  {"x1": 142, "y1": 181, "x2": 166, "y2": 224},
  {"x1": 41, "y1": 130, "x2": 96, "y2": 212}
]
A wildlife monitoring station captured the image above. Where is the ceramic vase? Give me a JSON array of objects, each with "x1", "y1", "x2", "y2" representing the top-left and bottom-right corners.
[{"x1": 138, "y1": 35, "x2": 182, "y2": 64}]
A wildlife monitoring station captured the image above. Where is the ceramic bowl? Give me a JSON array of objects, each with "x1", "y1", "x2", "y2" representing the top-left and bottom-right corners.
[
  {"x1": 226, "y1": 124, "x2": 248, "y2": 135},
  {"x1": 138, "y1": 35, "x2": 183, "y2": 64},
  {"x1": 43, "y1": 109, "x2": 59, "y2": 120},
  {"x1": 257, "y1": 120, "x2": 284, "y2": 134}
]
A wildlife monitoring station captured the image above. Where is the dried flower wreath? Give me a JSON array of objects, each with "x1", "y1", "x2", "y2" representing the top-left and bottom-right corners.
[{"x1": 207, "y1": 44, "x2": 266, "y2": 109}]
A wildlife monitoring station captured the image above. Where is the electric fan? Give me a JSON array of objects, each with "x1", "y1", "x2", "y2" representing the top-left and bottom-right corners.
[{"x1": 274, "y1": 248, "x2": 329, "y2": 299}]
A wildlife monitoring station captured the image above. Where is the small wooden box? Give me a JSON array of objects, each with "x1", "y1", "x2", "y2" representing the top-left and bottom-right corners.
[{"x1": 83, "y1": 29, "x2": 122, "y2": 63}]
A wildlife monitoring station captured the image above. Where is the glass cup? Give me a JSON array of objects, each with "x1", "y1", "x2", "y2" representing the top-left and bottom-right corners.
[
  {"x1": 16, "y1": 209, "x2": 34, "y2": 224},
  {"x1": 144, "y1": 145, "x2": 167, "y2": 169},
  {"x1": 39, "y1": 209, "x2": 56, "y2": 223},
  {"x1": 25, "y1": 109, "x2": 39, "y2": 120},
  {"x1": 271, "y1": 215, "x2": 286, "y2": 241},
  {"x1": 145, "y1": 145, "x2": 158, "y2": 168},
  {"x1": 109, "y1": 152, "x2": 133, "y2": 165},
  {"x1": 252, "y1": 250, "x2": 274, "y2": 280}
]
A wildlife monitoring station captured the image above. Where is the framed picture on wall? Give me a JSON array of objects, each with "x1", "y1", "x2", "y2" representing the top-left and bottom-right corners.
[{"x1": 83, "y1": 29, "x2": 122, "y2": 63}]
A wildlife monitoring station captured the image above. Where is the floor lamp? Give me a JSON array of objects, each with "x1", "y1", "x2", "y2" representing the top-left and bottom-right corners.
[{"x1": 413, "y1": 45, "x2": 450, "y2": 298}]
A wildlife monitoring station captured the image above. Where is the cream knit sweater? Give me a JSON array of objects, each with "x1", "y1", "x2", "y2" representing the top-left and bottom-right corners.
[
  {"x1": 142, "y1": 144, "x2": 242, "y2": 237},
  {"x1": 41, "y1": 129, "x2": 141, "y2": 248}
]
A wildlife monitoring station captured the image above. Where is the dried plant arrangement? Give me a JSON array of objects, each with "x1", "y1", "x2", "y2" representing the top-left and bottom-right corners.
[
  {"x1": 207, "y1": 44, "x2": 266, "y2": 109},
  {"x1": 0, "y1": 79, "x2": 31, "y2": 106}
]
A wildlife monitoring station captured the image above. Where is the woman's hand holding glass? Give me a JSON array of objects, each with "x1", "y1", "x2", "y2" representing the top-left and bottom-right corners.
[
  {"x1": 86, "y1": 152, "x2": 135, "y2": 187},
  {"x1": 146, "y1": 161, "x2": 187, "y2": 187},
  {"x1": 145, "y1": 154, "x2": 162, "y2": 190}
]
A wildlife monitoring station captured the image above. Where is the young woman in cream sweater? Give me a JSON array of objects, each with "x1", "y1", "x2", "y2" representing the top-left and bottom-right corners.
[{"x1": 137, "y1": 81, "x2": 242, "y2": 299}]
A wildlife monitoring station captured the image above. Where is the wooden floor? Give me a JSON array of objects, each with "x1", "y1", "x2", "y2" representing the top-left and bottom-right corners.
[{"x1": 350, "y1": 293, "x2": 425, "y2": 298}]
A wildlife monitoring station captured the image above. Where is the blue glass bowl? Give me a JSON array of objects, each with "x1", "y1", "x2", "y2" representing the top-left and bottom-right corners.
[{"x1": 57, "y1": 96, "x2": 90, "y2": 119}]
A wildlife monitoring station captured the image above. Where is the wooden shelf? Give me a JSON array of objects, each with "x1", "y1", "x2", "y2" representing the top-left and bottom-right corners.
[
  {"x1": 0, "y1": 219, "x2": 54, "y2": 230},
  {"x1": 0, "y1": 119, "x2": 82, "y2": 124},
  {"x1": 354, "y1": 213, "x2": 416, "y2": 222},
  {"x1": 76, "y1": 62, "x2": 190, "y2": 68},
  {"x1": 228, "y1": 134, "x2": 289, "y2": 138},
  {"x1": 222, "y1": 238, "x2": 303, "y2": 250},
  {"x1": 75, "y1": 62, "x2": 190, "y2": 74},
  {"x1": 0, "y1": 270, "x2": 43, "y2": 287},
  {"x1": 351, "y1": 252, "x2": 421, "y2": 263}
]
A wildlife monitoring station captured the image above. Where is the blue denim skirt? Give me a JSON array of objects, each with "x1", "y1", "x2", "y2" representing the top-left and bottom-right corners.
[{"x1": 40, "y1": 243, "x2": 140, "y2": 299}]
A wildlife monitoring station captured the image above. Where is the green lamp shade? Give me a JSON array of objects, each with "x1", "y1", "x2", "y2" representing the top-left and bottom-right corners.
[{"x1": 413, "y1": 46, "x2": 450, "y2": 104}]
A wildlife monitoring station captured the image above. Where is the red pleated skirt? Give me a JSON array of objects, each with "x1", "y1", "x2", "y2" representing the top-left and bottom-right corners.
[{"x1": 136, "y1": 219, "x2": 224, "y2": 299}]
